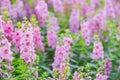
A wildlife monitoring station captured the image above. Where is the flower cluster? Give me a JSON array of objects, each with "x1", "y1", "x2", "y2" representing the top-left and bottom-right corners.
[
  {"x1": 104, "y1": 0, "x2": 115, "y2": 18},
  {"x1": 1, "y1": 20, "x2": 13, "y2": 40},
  {"x1": 0, "y1": 17, "x2": 13, "y2": 63},
  {"x1": 33, "y1": 26, "x2": 45, "y2": 52},
  {"x1": 46, "y1": 16, "x2": 59, "y2": 48},
  {"x1": 72, "y1": 71, "x2": 84, "y2": 80},
  {"x1": 20, "y1": 23, "x2": 36, "y2": 64},
  {"x1": 92, "y1": 41, "x2": 104, "y2": 60},
  {"x1": 0, "y1": 33, "x2": 13, "y2": 63},
  {"x1": 52, "y1": 35, "x2": 72, "y2": 79},
  {"x1": 69, "y1": 9, "x2": 80, "y2": 33},
  {"x1": 34, "y1": 0, "x2": 48, "y2": 26},
  {"x1": 95, "y1": 72, "x2": 108, "y2": 80},
  {"x1": 81, "y1": 22, "x2": 91, "y2": 46},
  {"x1": 52, "y1": 0, "x2": 64, "y2": 13},
  {"x1": 105, "y1": 58, "x2": 112, "y2": 75},
  {"x1": 12, "y1": 28, "x2": 22, "y2": 52}
]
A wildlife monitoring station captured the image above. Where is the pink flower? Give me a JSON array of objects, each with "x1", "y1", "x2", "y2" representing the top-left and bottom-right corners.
[
  {"x1": 105, "y1": 58, "x2": 112, "y2": 75},
  {"x1": 95, "y1": 73, "x2": 108, "y2": 80},
  {"x1": 52, "y1": 0, "x2": 64, "y2": 13},
  {"x1": 20, "y1": 24, "x2": 36, "y2": 64},
  {"x1": 81, "y1": 22, "x2": 91, "y2": 46},
  {"x1": 33, "y1": 71, "x2": 39, "y2": 78},
  {"x1": 34, "y1": 0, "x2": 48, "y2": 26},
  {"x1": 52, "y1": 36, "x2": 72, "y2": 79},
  {"x1": 92, "y1": 41, "x2": 104, "y2": 60},
  {"x1": 33, "y1": 27, "x2": 45, "y2": 52},
  {"x1": 1, "y1": 21, "x2": 14, "y2": 40},
  {"x1": 104, "y1": 0, "x2": 115, "y2": 18},
  {"x1": 69, "y1": 8, "x2": 80, "y2": 33},
  {"x1": 12, "y1": 28, "x2": 22, "y2": 52},
  {"x1": 0, "y1": 35, "x2": 13, "y2": 62},
  {"x1": 46, "y1": 16, "x2": 59, "y2": 48},
  {"x1": 0, "y1": 0, "x2": 11, "y2": 10},
  {"x1": 90, "y1": 0, "x2": 100, "y2": 9},
  {"x1": 72, "y1": 71, "x2": 79, "y2": 80},
  {"x1": 72, "y1": 71, "x2": 84, "y2": 80}
]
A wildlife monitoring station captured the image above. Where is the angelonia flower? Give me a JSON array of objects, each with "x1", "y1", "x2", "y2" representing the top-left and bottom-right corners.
[
  {"x1": 80, "y1": 1, "x2": 89, "y2": 17},
  {"x1": 34, "y1": 0, "x2": 48, "y2": 26},
  {"x1": 72, "y1": 71, "x2": 79, "y2": 80},
  {"x1": 45, "y1": 0, "x2": 53, "y2": 7},
  {"x1": 0, "y1": 17, "x2": 13, "y2": 62},
  {"x1": 46, "y1": 16, "x2": 59, "y2": 48},
  {"x1": 20, "y1": 23, "x2": 36, "y2": 64},
  {"x1": 0, "y1": 0, "x2": 11, "y2": 10},
  {"x1": 33, "y1": 26, "x2": 45, "y2": 52},
  {"x1": 104, "y1": 0, "x2": 115, "y2": 18},
  {"x1": 1, "y1": 20, "x2": 14, "y2": 40},
  {"x1": 52, "y1": 0, "x2": 64, "y2": 13},
  {"x1": 12, "y1": 0, "x2": 27, "y2": 19},
  {"x1": 72, "y1": 71, "x2": 84, "y2": 80},
  {"x1": 24, "y1": 1, "x2": 34, "y2": 17},
  {"x1": 69, "y1": 8, "x2": 80, "y2": 33},
  {"x1": 12, "y1": 28, "x2": 22, "y2": 52},
  {"x1": 104, "y1": 58, "x2": 112, "y2": 75},
  {"x1": 92, "y1": 40, "x2": 104, "y2": 60},
  {"x1": 33, "y1": 71, "x2": 39, "y2": 78},
  {"x1": 90, "y1": 0, "x2": 100, "y2": 10},
  {"x1": 0, "y1": 32, "x2": 13, "y2": 63},
  {"x1": 87, "y1": 10, "x2": 105, "y2": 37},
  {"x1": 81, "y1": 22, "x2": 91, "y2": 46},
  {"x1": 52, "y1": 35, "x2": 72, "y2": 79},
  {"x1": 1, "y1": 0, "x2": 27, "y2": 19},
  {"x1": 95, "y1": 72, "x2": 108, "y2": 80}
]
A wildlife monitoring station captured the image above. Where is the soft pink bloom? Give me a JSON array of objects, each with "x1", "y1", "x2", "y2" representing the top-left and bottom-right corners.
[
  {"x1": 33, "y1": 71, "x2": 39, "y2": 78},
  {"x1": 92, "y1": 41, "x2": 104, "y2": 60},
  {"x1": 69, "y1": 8, "x2": 80, "y2": 33},
  {"x1": 52, "y1": 36, "x2": 72, "y2": 79},
  {"x1": 81, "y1": 22, "x2": 91, "y2": 46},
  {"x1": 95, "y1": 73, "x2": 108, "y2": 80},
  {"x1": 72, "y1": 71, "x2": 84, "y2": 80},
  {"x1": 46, "y1": 16, "x2": 59, "y2": 48},
  {"x1": 33, "y1": 26, "x2": 45, "y2": 52},
  {"x1": 105, "y1": 58, "x2": 112, "y2": 75},
  {"x1": 52, "y1": 0, "x2": 64, "y2": 13},
  {"x1": 104, "y1": 0, "x2": 115, "y2": 18},
  {"x1": 0, "y1": 23, "x2": 13, "y2": 63},
  {"x1": 20, "y1": 24, "x2": 36, "y2": 64},
  {"x1": 34, "y1": 0, "x2": 48, "y2": 26},
  {"x1": 1, "y1": 21, "x2": 14, "y2": 40},
  {"x1": 12, "y1": 28, "x2": 22, "y2": 52}
]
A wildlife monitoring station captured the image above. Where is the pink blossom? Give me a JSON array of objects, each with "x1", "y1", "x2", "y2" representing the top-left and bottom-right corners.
[
  {"x1": 34, "y1": 0, "x2": 48, "y2": 26},
  {"x1": 95, "y1": 73, "x2": 108, "y2": 80},
  {"x1": 33, "y1": 26, "x2": 45, "y2": 52},
  {"x1": 104, "y1": 0, "x2": 115, "y2": 18},
  {"x1": 0, "y1": 27, "x2": 13, "y2": 62},
  {"x1": 1, "y1": 20, "x2": 14, "y2": 40},
  {"x1": 105, "y1": 58, "x2": 112, "y2": 75},
  {"x1": 90, "y1": 0, "x2": 100, "y2": 9},
  {"x1": 20, "y1": 24, "x2": 36, "y2": 64},
  {"x1": 92, "y1": 41, "x2": 104, "y2": 60},
  {"x1": 46, "y1": 16, "x2": 59, "y2": 48},
  {"x1": 72, "y1": 71, "x2": 79, "y2": 80},
  {"x1": 52, "y1": 0, "x2": 64, "y2": 13},
  {"x1": 69, "y1": 9, "x2": 80, "y2": 33},
  {"x1": 72, "y1": 71, "x2": 84, "y2": 80},
  {"x1": 52, "y1": 36, "x2": 72, "y2": 79},
  {"x1": 33, "y1": 71, "x2": 39, "y2": 78},
  {"x1": 12, "y1": 28, "x2": 22, "y2": 52},
  {"x1": 81, "y1": 22, "x2": 91, "y2": 46}
]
